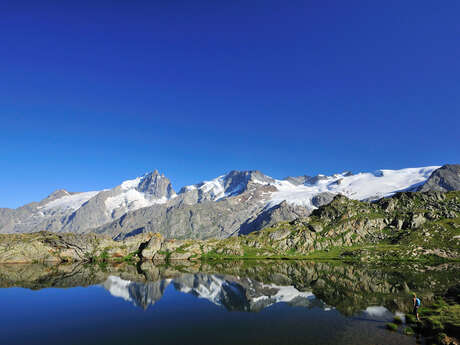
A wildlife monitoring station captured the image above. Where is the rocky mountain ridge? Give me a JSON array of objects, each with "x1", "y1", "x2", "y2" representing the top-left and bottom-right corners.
[
  {"x1": 1, "y1": 164, "x2": 459, "y2": 241},
  {"x1": 0, "y1": 189, "x2": 458, "y2": 264}
]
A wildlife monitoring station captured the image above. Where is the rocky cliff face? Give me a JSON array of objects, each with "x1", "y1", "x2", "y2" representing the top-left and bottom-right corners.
[
  {"x1": 136, "y1": 170, "x2": 175, "y2": 199},
  {"x1": 0, "y1": 231, "x2": 153, "y2": 264},
  {"x1": 419, "y1": 164, "x2": 460, "y2": 192}
]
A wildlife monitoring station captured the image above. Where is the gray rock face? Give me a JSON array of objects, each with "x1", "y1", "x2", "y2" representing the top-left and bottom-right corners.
[
  {"x1": 93, "y1": 184, "x2": 307, "y2": 240},
  {"x1": 305, "y1": 175, "x2": 330, "y2": 185},
  {"x1": 311, "y1": 192, "x2": 335, "y2": 207},
  {"x1": 284, "y1": 175, "x2": 310, "y2": 185},
  {"x1": 136, "y1": 170, "x2": 175, "y2": 199},
  {"x1": 419, "y1": 164, "x2": 460, "y2": 192}
]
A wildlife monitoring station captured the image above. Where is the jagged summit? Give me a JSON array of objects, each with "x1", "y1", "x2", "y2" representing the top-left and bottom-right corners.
[
  {"x1": 178, "y1": 170, "x2": 275, "y2": 202},
  {"x1": 40, "y1": 189, "x2": 71, "y2": 204},
  {"x1": 136, "y1": 170, "x2": 175, "y2": 199}
]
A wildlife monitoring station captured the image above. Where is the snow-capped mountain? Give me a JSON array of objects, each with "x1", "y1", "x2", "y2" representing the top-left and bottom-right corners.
[{"x1": 0, "y1": 164, "x2": 456, "y2": 239}]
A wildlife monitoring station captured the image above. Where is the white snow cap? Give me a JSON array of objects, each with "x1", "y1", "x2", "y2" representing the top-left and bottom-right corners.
[
  {"x1": 39, "y1": 165, "x2": 440, "y2": 215},
  {"x1": 41, "y1": 191, "x2": 100, "y2": 211},
  {"x1": 267, "y1": 166, "x2": 440, "y2": 209}
]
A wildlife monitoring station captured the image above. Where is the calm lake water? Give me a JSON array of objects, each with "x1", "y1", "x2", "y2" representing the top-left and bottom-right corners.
[{"x1": 0, "y1": 260, "x2": 458, "y2": 345}]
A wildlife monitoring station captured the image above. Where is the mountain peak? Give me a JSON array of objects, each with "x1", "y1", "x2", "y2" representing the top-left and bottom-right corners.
[
  {"x1": 418, "y1": 164, "x2": 460, "y2": 192},
  {"x1": 40, "y1": 189, "x2": 71, "y2": 204},
  {"x1": 136, "y1": 170, "x2": 175, "y2": 198}
]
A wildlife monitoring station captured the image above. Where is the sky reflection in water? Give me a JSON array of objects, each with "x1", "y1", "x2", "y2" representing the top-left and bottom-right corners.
[{"x1": 2, "y1": 260, "x2": 455, "y2": 345}]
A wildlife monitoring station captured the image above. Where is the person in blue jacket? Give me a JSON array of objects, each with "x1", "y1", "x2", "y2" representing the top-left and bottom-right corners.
[{"x1": 412, "y1": 293, "x2": 421, "y2": 321}]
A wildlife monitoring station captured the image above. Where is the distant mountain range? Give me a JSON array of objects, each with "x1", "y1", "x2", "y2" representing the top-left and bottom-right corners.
[{"x1": 1, "y1": 164, "x2": 459, "y2": 239}]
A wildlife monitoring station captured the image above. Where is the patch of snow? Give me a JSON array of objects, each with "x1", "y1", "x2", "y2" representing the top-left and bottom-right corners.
[
  {"x1": 105, "y1": 191, "x2": 170, "y2": 216},
  {"x1": 120, "y1": 177, "x2": 142, "y2": 190},
  {"x1": 184, "y1": 172, "x2": 269, "y2": 201},
  {"x1": 252, "y1": 178, "x2": 271, "y2": 186},
  {"x1": 41, "y1": 191, "x2": 100, "y2": 211},
  {"x1": 268, "y1": 166, "x2": 440, "y2": 209},
  {"x1": 184, "y1": 174, "x2": 243, "y2": 201},
  {"x1": 105, "y1": 176, "x2": 175, "y2": 216},
  {"x1": 105, "y1": 189, "x2": 169, "y2": 216},
  {"x1": 200, "y1": 176, "x2": 226, "y2": 200}
]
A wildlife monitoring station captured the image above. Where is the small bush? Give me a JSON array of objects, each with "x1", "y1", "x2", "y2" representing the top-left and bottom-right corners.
[
  {"x1": 403, "y1": 327, "x2": 414, "y2": 336},
  {"x1": 386, "y1": 322, "x2": 398, "y2": 331},
  {"x1": 405, "y1": 313, "x2": 417, "y2": 324}
]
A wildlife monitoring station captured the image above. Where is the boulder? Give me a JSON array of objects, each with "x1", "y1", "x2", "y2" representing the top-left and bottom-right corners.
[
  {"x1": 410, "y1": 213, "x2": 427, "y2": 229},
  {"x1": 141, "y1": 234, "x2": 164, "y2": 260},
  {"x1": 269, "y1": 228, "x2": 291, "y2": 241}
]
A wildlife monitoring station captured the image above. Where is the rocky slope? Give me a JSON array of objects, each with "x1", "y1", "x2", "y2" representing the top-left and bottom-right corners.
[
  {"x1": 419, "y1": 164, "x2": 460, "y2": 192},
  {"x1": 0, "y1": 165, "x2": 448, "y2": 240},
  {"x1": 0, "y1": 231, "x2": 152, "y2": 264},
  {"x1": 0, "y1": 190, "x2": 458, "y2": 264}
]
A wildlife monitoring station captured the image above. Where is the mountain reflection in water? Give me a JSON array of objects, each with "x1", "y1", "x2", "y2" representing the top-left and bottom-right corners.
[
  {"x1": 103, "y1": 273, "x2": 321, "y2": 311},
  {"x1": 0, "y1": 260, "x2": 459, "y2": 345}
]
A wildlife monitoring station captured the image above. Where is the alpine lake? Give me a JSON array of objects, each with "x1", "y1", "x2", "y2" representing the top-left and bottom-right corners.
[{"x1": 1, "y1": 260, "x2": 458, "y2": 345}]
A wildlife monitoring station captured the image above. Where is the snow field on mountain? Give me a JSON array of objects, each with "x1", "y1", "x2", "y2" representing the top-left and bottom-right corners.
[
  {"x1": 105, "y1": 189, "x2": 169, "y2": 216},
  {"x1": 268, "y1": 166, "x2": 440, "y2": 208},
  {"x1": 41, "y1": 191, "x2": 100, "y2": 211},
  {"x1": 40, "y1": 166, "x2": 440, "y2": 216},
  {"x1": 198, "y1": 175, "x2": 227, "y2": 200}
]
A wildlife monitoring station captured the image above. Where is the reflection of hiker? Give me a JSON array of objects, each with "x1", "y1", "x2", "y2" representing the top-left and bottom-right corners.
[{"x1": 412, "y1": 293, "x2": 421, "y2": 321}]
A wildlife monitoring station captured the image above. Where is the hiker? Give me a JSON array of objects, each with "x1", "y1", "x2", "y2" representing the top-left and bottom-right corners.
[{"x1": 412, "y1": 293, "x2": 421, "y2": 321}]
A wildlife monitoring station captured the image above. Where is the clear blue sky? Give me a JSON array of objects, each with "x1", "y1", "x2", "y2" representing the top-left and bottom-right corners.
[{"x1": 1, "y1": 1, "x2": 459, "y2": 208}]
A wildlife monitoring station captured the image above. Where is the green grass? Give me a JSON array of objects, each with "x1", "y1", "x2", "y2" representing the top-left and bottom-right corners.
[
  {"x1": 386, "y1": 322, "x2": 398, "y2": 331},
  {"x1": 405, "y1": 313, "x2": 417, "y2": 324}
]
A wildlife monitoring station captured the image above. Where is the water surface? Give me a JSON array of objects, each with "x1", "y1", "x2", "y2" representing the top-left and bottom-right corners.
[{"x1": 1, "y1": 260, "x2": 458, "y2": 345}]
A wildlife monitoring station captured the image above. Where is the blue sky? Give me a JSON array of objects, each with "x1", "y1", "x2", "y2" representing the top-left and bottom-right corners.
[{"x1": 1, "y1": 1, "x2": 459, "y2": 208}]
